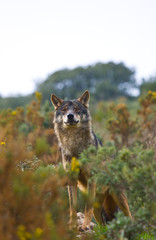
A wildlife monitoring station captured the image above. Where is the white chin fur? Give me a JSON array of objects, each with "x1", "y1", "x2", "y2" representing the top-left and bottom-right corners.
[{"x1": 63, "y1": 121, "x2": 80, "y2": 128}]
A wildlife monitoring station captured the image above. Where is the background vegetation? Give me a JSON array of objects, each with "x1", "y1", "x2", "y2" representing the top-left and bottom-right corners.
[
  {"x1": 0, "y1": 62, "x2": 156, "y2": 239},
  {"x1": 0, "y1": 61, "x2": 138, "y2": 109}
]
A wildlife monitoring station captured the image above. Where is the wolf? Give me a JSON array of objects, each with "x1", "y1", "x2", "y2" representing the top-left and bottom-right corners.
[{"x1": 51, "y1": 90, "x2": 132, "y2": 231}]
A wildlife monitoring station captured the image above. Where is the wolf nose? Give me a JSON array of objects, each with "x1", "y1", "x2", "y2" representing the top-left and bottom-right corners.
[{"x1": 67, "y1": 114, "x2": 74, "y2": 120}]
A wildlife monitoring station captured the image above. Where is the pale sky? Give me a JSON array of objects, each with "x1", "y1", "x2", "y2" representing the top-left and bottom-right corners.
[{"x1": 0, "y1": 0, "x2": 156, "y2": 97}]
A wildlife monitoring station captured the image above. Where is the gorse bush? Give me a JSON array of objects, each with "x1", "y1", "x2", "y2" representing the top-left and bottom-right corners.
[
  {"x1": 79, "y1": 144, "x2": 156, "y2": 239},
  {"x1": 0, "y1": 136, "x2": 72, "y2": 240},
  {"x1": 0, "y1": 91, "x2": 156, "y2": 239}
]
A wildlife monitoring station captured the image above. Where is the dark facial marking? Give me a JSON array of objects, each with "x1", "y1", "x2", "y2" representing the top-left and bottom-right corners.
[
  {"x1": 55, "y1": 99, "x2": 89, "y2": 124},
  {"x1": 56, "y1": 101, "x2": 71, "y2": 115},
  {"x1": 73, "y1": 101, "x2": 89, "y2": 119}
]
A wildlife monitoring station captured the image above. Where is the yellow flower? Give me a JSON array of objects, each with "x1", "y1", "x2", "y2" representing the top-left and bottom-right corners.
[
  {"x1": 1, "y1": 141, "x2": 6, "y2": 146},
  {"x1": 12, "y1": 111, "x2": 17, "y2": 116},
  {"x1": 18, "y1": 225, "x2": 25, "y2": 231},
  {"x1": 35, "y1": 91, "x2": 42, "y2": 101},
  {"x1": 17, "y1": 225, "x2": 26, "y2": 240},
  {"x1": 71, "y1": 157, "x2": 80, "y2": 173},
  {"x1": 17, "y1": 225, "x2": 32, "y2": 240},
  {"x1": 35, "y1": 227, "x2": 43, "y2": 237},
  {"x1": 93, "y1": 202, "x2": 100, "y2": 208},
  {"x1": 25, "y1": 232, "x2": 32, "y2": 239},
  {"x1": 152, "y1": 92, "x2": 156, "y2": 97}
]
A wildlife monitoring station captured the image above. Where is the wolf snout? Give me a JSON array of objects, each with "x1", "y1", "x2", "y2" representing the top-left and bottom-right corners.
[
  {"x1": 64, "y1": 113, "x2": 79, "y2": 125},
  {"x1": 67, "y1": 113, "x2": 74, "y2": 120}
]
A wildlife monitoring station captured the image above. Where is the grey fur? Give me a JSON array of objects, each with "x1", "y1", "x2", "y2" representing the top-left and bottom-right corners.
[
  {"x1": 51, "y1": 91, "x2": 101, "y2": 167},
  {"x1": 51, "y1": 91, "x2": 133, "y2": 229}
]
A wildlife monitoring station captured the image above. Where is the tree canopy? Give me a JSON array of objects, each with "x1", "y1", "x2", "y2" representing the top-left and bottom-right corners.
[
  {"x1": 37, "y1": 62, "x2": 136, "y2": 102},
  {"x1": 140, "y1": 76, "x2": 156, "y2": 95},
  {"x1": 0, "y1": 61, "x2": 137, "y2": 109}
]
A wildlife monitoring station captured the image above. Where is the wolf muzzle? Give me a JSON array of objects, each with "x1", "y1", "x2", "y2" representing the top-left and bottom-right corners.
[
  {"x1": 67, "y1": 113, "x2": 74, "y2": 120},
  {"x1": 64, "y1": 113, "x2": 79, "y2": 126}
]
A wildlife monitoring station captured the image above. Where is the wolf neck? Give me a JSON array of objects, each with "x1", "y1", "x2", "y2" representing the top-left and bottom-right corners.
[{"x1": 55, "y1": 123, "x2": 94, "y2": 158}]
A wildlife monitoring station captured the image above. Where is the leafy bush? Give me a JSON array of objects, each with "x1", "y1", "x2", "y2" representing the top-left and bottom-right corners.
[
  {"x1": 79, "y1": 144, "x2": 156, "y2": 239},
  {"x1": 0, "y1": 91, "x2": 156, "y2": 239}
]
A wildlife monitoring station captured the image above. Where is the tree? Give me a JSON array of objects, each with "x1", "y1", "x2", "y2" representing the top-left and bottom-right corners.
[
  {"x1": 140, "y1": 76, "x2": 156, "y2": 95},
  {"x1": 37, "y1": 62, "x2": 136, "y2": 102}
]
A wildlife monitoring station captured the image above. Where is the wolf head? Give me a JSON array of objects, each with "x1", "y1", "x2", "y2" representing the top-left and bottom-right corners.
[{"x1": 51, "y1": 90, "x2": 91, "y2": 128}]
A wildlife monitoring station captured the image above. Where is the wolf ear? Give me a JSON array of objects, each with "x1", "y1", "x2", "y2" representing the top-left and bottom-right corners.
[
  {"x1": 51, "y1": 94, "x2": 63, "y2": 109},
  {"x1": 78, "y1": 90, "x2": 90, "y2": 107}
]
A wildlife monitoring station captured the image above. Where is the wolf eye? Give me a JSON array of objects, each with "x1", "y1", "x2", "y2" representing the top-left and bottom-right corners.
[
  {"x1": 74, "y1": 106, "x2": 80, "y2": 112},
  {"x1": 62, "y1": 106, "x2": 68, "y2": 112}
]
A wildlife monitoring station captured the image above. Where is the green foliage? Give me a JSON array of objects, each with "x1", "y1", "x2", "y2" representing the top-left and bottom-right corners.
[
  {"x1": 18, "y1": 123, "x2": 30, "y2": 136},
  {"x1": 0, "y1": 90, "x2": 156, "y2": 239},
  {"x1": 79, "y1": 143, "x2": 156, "y2": 239},
  {"x1": 34, "y1": 163, "x2": 67, "y2": 183},
  {"x1": 38, "y1": 62, "x2": 136, "y2": 103},
  {"x1": 0, "y1": 61, "x2": 137, "y2": 109},
  {"x1": 34, "y1": 165, "x2": 56, "y2": 181},
  {"x1": 35, "y1": 137, "x2": 50, "y2": 156},
  {"x1": 140, "y1": 76, "x2": 156, "y2": 95},
  {"x1": 0, "y1": 94, "x2": 33, "y2": 109},
  {"x1": 137, "y1": 231, "x2": 155, "y2": 240},
  {"x1": 93, "y1": 211, "x2": 155, "y2": 240}
]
